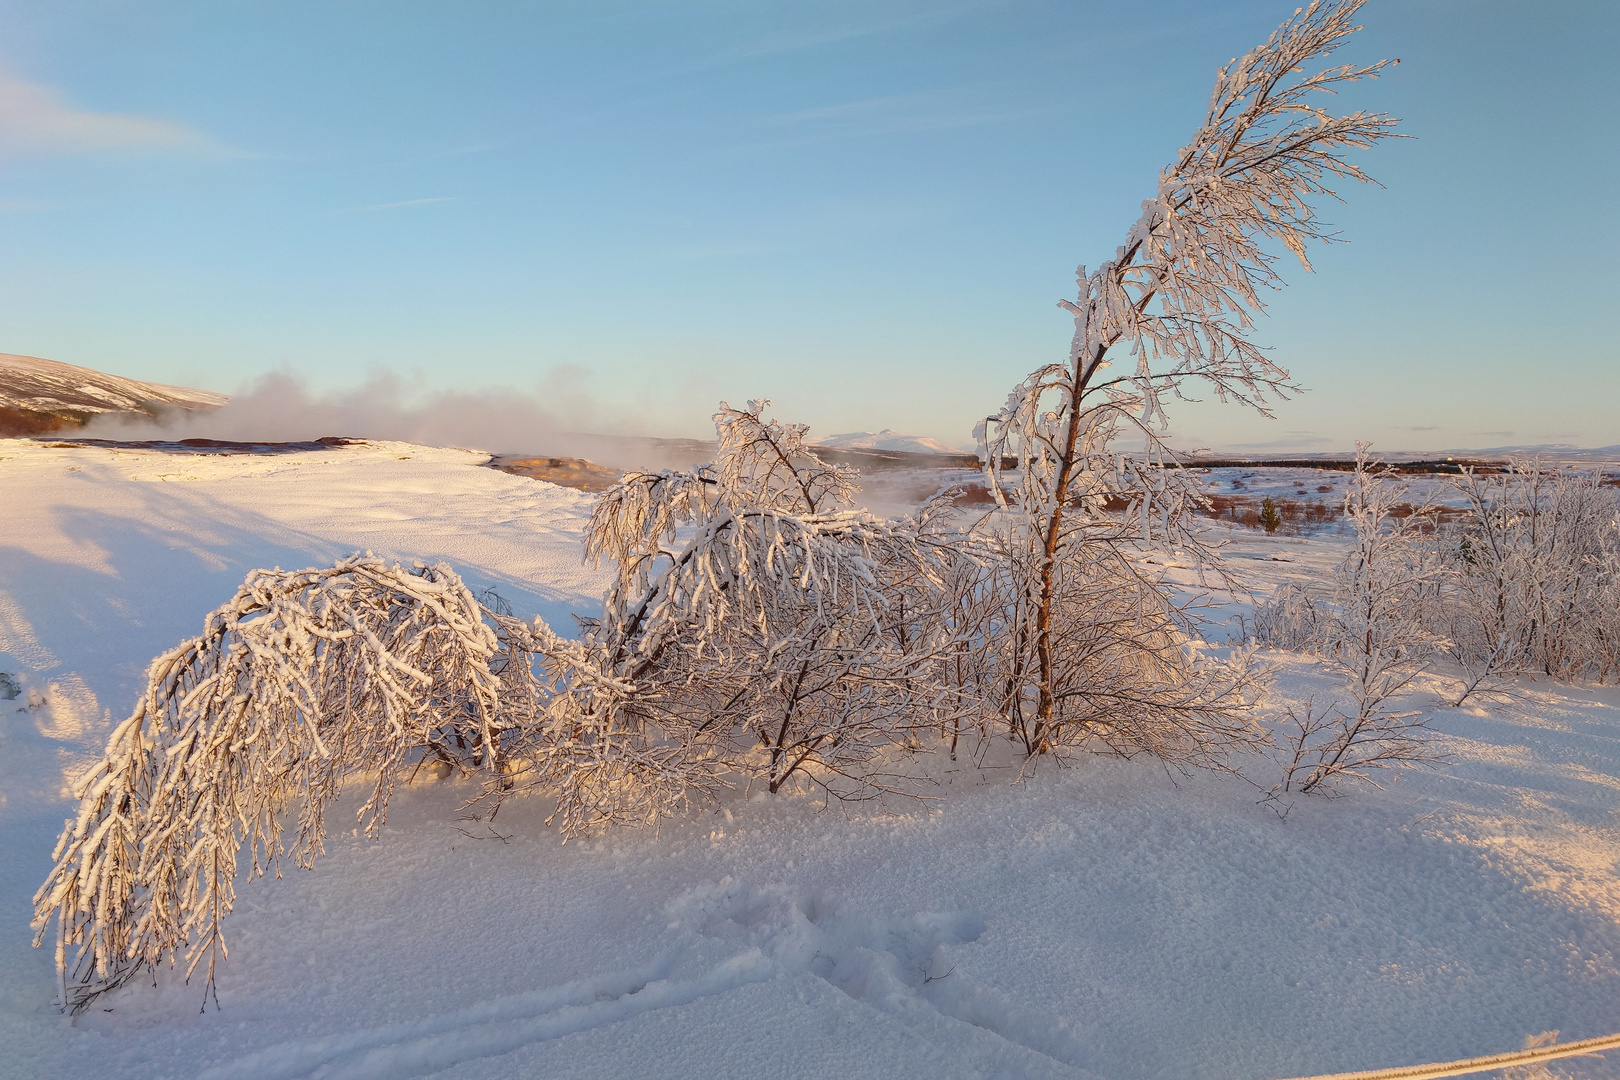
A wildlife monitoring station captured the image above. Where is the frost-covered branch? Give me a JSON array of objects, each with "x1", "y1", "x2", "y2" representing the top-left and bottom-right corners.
[{"x1": 1275, "y1": 449, "x2": 1446, "y2": 797}]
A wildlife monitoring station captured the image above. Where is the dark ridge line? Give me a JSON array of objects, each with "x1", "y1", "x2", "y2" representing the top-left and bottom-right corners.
[{"x1": 28, "y1": 436, "x2": 356, "y2": 455}]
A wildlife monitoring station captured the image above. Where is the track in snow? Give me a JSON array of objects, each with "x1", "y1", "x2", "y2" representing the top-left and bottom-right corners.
[{"x1": 199, "y1": 880, "x2": 1100, "y2": 1080}]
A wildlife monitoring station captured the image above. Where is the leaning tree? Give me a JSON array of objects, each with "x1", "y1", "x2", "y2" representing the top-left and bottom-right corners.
[{"x1": 976, "y1": 0, "x2": 1401, "y2": 758}]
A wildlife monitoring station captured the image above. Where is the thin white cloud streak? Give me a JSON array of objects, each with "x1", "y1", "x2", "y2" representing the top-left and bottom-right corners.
[
  {"x1": 435, "y1": 2, "x2": 998, "y2": 161},
  {"x1": 578, "y1": 2, "x2": 988, "y2": 103},
  {"x1": 762, "y1": 90, "x2": 1045, "y2": 142},
  {"x1": 0, "y1": 72, "x2": 209, "y2": 156},
  {"x1": 356, "y1": 197, "x2": 457, "y2": 212},
  {"x1": 645, "y1": 194, "x2": 955, "y2": 262}
]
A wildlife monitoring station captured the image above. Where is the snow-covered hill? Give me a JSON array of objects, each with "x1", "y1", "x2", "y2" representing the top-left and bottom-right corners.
[
  {"x1": 812, "y1": 429, "x2": 962, "y2": 455},
  {"x1": 0, "y1": 353, "x2": 227, "y2": 436}
]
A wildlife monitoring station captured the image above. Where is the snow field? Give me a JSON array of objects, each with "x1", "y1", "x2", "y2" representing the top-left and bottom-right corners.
[
  {"x1": 0, "y1": 437, "x2": 609, "y2": 801},
  {"x1": 2, "y1": 440, "x2": 1618, "y2": 1080}
]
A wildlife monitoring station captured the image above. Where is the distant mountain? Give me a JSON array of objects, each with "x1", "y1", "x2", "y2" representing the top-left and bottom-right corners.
[
  {"x1": 1202, "y1": 444, "x2": 1620, "y2": 466},
  {"x1": 812, "y1": 429, "x2": 962, "y2": 455},
  {"x1": 0, "y1": 353, "x2": 227, "y2": 437},
  {"x1": 1455, "y1": 443, "x2": 1620, "y2": 461}
]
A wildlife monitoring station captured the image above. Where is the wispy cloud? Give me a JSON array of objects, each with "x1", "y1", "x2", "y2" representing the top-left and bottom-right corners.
[
  {"x1": 0, "y1": 72, "x2": 210, "y2": 156},
  {"x1": 712, "y1": 3, "x2": 987, "y2": 68},
  {"x1": 355, "y1": 197, "x2": 458, "y2": 213},
  {"x1": 761, "y1": 89, "x2": 1041, "y2": 145},
  {"x1": 624, "y1": 3, "x2": 992, "y2": 92},
  {"x1": 646, "y1": 194, "x2": 955, "y2": 262},
  {"x1": 432, "y1": 5, "x2": 1007, "y2": 162}
]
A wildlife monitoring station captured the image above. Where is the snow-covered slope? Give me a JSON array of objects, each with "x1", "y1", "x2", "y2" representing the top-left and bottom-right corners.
[
  {"x1": 813, "y1": 429, "x2": 962, "y2": 455},
  {"x1": 0, "y1": 353, "x2": 227, "y2": 436},
  {"x1": 1, "y1": 441, "x2": 1617, "y2": 1080}
]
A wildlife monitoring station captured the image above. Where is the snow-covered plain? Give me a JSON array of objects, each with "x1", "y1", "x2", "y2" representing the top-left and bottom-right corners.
[{"x1": 2, "y1": 439, "x2": 1618, "y2": 1080}]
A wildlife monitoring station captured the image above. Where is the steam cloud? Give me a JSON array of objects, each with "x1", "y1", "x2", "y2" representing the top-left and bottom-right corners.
[{"x1": 84, "y1": 368, "x2": 628, "y2": 459}]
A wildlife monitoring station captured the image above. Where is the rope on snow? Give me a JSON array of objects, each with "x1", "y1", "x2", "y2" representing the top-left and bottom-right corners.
[{"x1": 1270, "y1": 1030, "x2": 1620, "y2": 1080}]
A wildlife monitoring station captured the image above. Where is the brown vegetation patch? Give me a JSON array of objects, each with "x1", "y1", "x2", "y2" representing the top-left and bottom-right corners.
[
  {"x1": 489, "y1": 455, "x2": 622, "y2": 491},
  {"x1": 1203, "y1": 492, "x2": 1342, "y2": 533},
  {"x1": 0, "y1": 405, "x2": 89, "y2": 438}
]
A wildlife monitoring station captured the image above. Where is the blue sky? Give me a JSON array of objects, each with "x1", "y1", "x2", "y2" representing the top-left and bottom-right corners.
[{"x1": 1, "y1": 1, "x2": 1615, "y2": 452}]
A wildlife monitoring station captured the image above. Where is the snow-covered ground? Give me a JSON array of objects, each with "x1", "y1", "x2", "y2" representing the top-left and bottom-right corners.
[{"x1": 2, "y1": 439, "x2": 1617, "y2": 1080}]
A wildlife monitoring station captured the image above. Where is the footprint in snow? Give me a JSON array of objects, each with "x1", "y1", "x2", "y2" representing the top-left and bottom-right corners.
[{"x1": 198, "y1": 880, "x2": 1096, "y2": 1080}]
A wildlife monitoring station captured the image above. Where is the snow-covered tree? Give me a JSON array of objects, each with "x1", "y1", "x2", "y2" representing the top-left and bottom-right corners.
[
  {"x1": 977, "y1": 0, "x2": 1398, "y2": 759},
  {"x1": 32, "y1": 557, "x2": 513, "y2": 1011}
]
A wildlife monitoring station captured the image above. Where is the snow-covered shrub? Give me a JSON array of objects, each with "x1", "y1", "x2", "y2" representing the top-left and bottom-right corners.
[
  {"x1": 1600, "y1": 526, "x2": 1620, "y2": 679},
  {"x1": 489, "y1": 613, "x2": 723, "y2": 835},
  {"x1": 32, "y1": 556, "x2": 513, "y2": 1011},
  {"x1": 552, "y1": 400, "x2": 976, "y2": 807},
  {"x1": 973, "y1": 0, "x2": 1396, "y2": 762},
  {"x1": 1438, "y1": 461, "x2": 1620, "y2": 699},
  {"x1": 973, "y1": 395, "x2": 1265, "y2": 762},
  {"x1": 1272, "y1": 696, "x2": 1431, "y2": 799},
  {"x1": 1252, "y1": 583, "x2": 1323, "y2": 652},
  {"x1": 1277, "y1": 450, "x2": 1444, "y2": 795}
]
